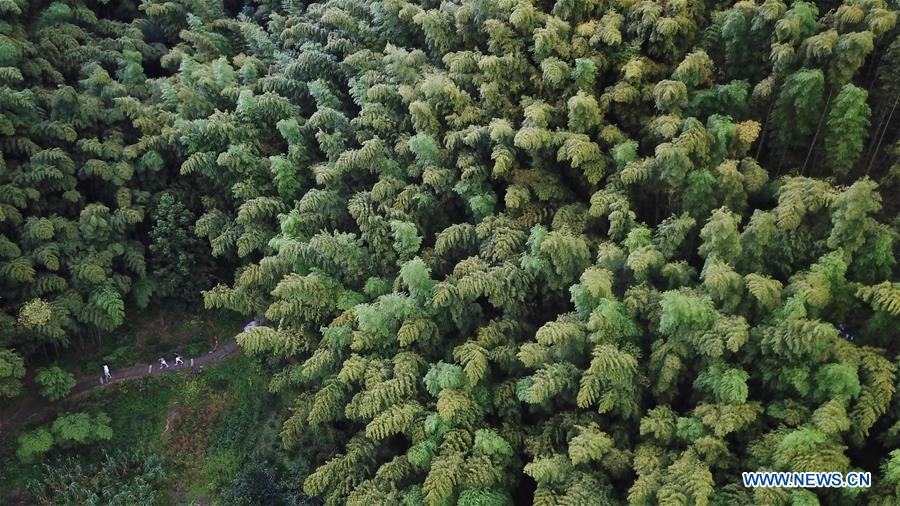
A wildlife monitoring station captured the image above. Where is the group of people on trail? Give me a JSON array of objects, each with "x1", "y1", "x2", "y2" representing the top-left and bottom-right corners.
[
  {"x1": 99, "y1": 319, "x2": 256, "y2": 385},
  {"x1": 102, "y1": 353, "x2": 191, "y2": 384},
  {"x1": 155, "y1": 353, "x2": 199, "y2": 374},
  {"x1": 157, "y1": 353, "x2": 184, "y2": 369}
]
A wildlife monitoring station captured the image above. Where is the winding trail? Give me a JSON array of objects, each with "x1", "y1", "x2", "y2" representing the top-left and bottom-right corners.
[{"x1": 0, "y1": 340, "x2": 240, "y2": 434}]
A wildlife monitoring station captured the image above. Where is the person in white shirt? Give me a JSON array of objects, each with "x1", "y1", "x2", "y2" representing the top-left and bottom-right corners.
[
  {"x1": 174, "y1": 353, "x2": 184, "y2": 366},
  {"x1": 103, "y1": 364, "x2": 112, "y2": 381},
  {"x1": 159, "y1": 357, "x2": 169, "y2": 369}
]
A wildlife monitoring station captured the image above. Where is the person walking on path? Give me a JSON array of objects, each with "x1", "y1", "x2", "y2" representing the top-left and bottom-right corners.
[
  {"x1": 103, "y1": 364, "x2": 112, "y2": 381},
  {"x1": 174, "y1": 353, "x2": 184, "y2": 366},
  {"x1": 1, "y1": 338, "x2": 241, "y2": 433}
]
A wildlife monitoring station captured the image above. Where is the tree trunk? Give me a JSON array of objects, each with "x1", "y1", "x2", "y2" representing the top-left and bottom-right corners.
[
  {"x1": 866, "y1": 91, "x2": 899, "y2": 176},
  {"x1": 802, "y1": 88, "x2": 834, "y2": 176},
  {"x1": 755, "y1": 100, "x2": 776, "y2": 163}
]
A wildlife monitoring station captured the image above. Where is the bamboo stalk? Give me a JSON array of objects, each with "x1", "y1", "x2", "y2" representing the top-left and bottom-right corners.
[
  {"x1": 802, "y1": 88, "x2": 834, "y2": 176},
  {"x1": 866, "y1": 91, "x2": 899, "y2": 176}
]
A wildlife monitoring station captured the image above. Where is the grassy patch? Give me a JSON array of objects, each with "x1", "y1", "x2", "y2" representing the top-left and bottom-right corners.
[
  {"x1": 88, "y1": 373, "x2": 180, "y2": 448},
  {"x1": 161, "y1": 353, "x2": 272, "y2": 503}
]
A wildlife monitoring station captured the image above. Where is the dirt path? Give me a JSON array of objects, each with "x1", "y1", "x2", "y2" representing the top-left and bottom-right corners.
[{"x1": 0, "y1": 340, "x2": 240, "y2": 433}]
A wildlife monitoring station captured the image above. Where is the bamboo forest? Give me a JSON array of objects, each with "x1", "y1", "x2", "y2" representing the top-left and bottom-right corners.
[{"x1": 1, "y1": 0, "x2": 900, "y2": 504}]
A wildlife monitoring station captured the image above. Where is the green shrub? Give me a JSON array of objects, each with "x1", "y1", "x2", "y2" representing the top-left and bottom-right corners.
[
  {"x1": 15, "y1": 428, "x2": 54, "y2": 463},
  {"x1": 34, "y1": 365, "x2": 76, "y2": 401},
  {"x1": 0, "y1": 349, "x2": 25, "y2": 399},
  {"x1": 202, "y1": 449, "x2": 242, "y2": 494},
  {"x1": 225, "y1": 460, "x2": 279, "y2": 506},
  {"x1": 226, "y1": 459, "x2": 323, "y2": 506},
  {"x1": 18, "y1": 411, "x2": 113, "y2": 463},
  {"x1": 51, "y1": 411, "x2": 113, "y2": 448}
]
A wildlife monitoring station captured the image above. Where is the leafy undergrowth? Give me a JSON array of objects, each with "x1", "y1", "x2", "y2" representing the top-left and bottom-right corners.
[
  {"x1": 0, "y1": 347, "x2": 302, "y2": 505},
  {"x1": 0, "y1": 371, "x2": 180, "y2": 498}
]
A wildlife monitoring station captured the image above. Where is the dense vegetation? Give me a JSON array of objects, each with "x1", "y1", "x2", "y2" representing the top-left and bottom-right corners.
[
  {"x1": 2, "y1": 0, "x2": 900, "y2": 504},
  {"x1": 1, "y1": 325, "x2": 304, "y2": 505}
]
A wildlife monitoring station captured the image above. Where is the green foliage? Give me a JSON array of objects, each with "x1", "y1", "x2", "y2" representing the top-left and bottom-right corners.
[
  {"x1": 178, "y1": 0, "x2": 899, "y2": 503},
  {"x1": 149, "y1": 192, "x2": 211, "y2": 304},
  {"x1": 15, "y1": 427, "x2": 54, "y2": 463},
  {"x1": 0, "y1": 0, "x2": 162, "y2": 390},
  {"x1": 225, "y1": 459, "x2": 313, "y2": 506},
  {"x1": 50, "y1": 411, "x2": 113, "y2": 448},
  {"x1": 824, "y1": 84, "x2": 871, "y2": 178},
  {"x1": 16, "y1": 411, "x2": 112, "y2": 463},
  {"x1": 0, "y1": 348, "x2": 25, "y2": 398},
  {"x1": 771, "y1": 69, "x2": 825, "y2": 152},
  {"x1": 34, "y1": 365, "x2": 75, "y2": 401},
  {"x1": 3, "y1": 0, "x2": 900, "y2": 504},
  {"x1": 28, "y1": 449, "x2": 166, "y2": 506}
]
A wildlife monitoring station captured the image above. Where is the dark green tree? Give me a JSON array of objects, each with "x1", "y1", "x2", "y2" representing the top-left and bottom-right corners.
[{"x1": 148, "y1": 192, "x2": 211, "y2": 304}]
